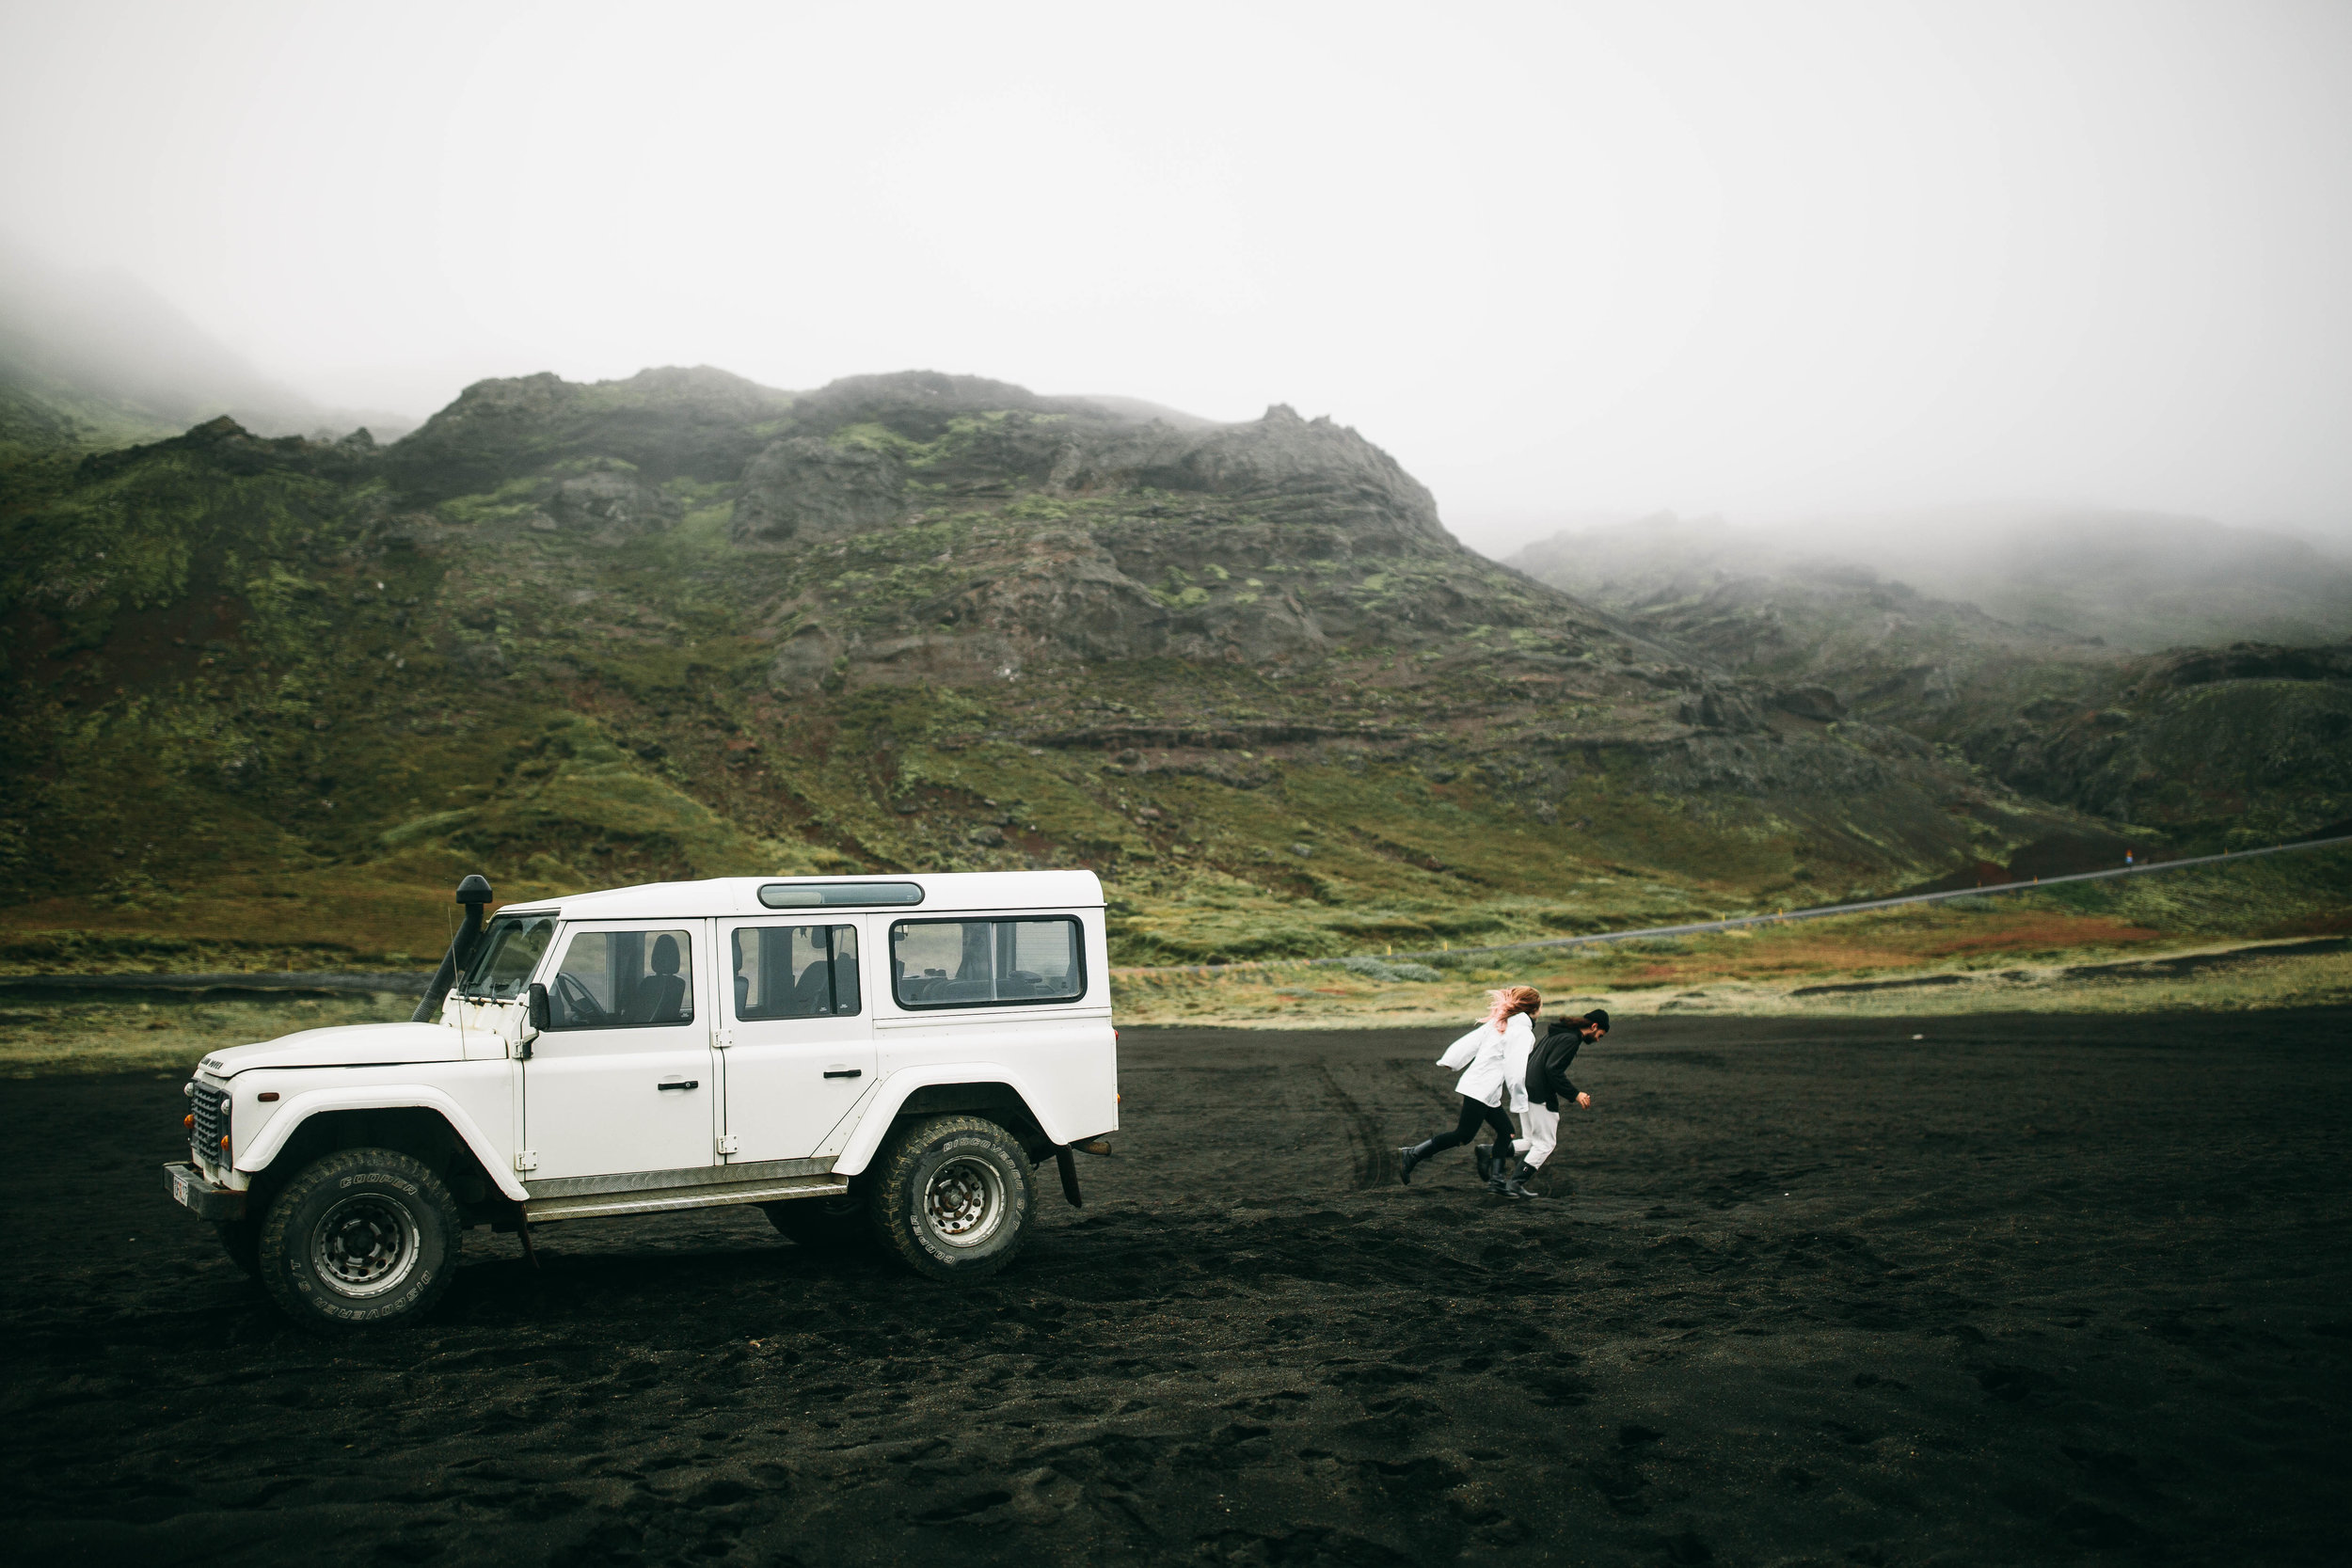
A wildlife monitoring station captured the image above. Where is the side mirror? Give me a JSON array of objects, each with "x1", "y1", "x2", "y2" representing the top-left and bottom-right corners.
[{"x1": 525, "y1": 982, "x2": 549, "y2": 1052}]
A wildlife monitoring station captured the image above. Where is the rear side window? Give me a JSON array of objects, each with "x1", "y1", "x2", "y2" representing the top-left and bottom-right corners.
[
  {"x1": 890, "y1": 918, "x2": 1085, "y2": 1008},
  {"x1": 732, "y1": 925, "x2": 861, "y2": 1019}
]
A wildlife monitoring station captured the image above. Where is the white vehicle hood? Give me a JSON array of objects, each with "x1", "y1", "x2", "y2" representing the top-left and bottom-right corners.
[{"x1": 200, "y1": 1022, "x2": 467, "y2": 1075}]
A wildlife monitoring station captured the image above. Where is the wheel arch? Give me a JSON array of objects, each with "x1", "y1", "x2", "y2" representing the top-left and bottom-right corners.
[
  {"x1": 833, "y1": 1067, "x2": 1062, "y2": 1176},
  {"x1": 238, "y1": 1087, "x2": 527, "y2": 1203}
]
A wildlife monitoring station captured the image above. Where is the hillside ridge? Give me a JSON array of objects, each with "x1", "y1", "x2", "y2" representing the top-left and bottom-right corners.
[{"x1": 4, "y1": 367, "x2": 2342, "y2": 966}]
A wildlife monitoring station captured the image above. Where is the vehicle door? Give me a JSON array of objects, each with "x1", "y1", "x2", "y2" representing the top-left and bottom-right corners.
[
  {"x1": 716, "y1": 918, "x2": 874, "y2": 1164},
  {"x1": 523, "y1": 920, "x2": 716, "y2": 1180}
]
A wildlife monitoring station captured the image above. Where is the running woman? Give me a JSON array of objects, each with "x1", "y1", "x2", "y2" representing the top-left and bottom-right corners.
[{"x1": 1397, "y1": 986, "x2": 1541, "y2": 1187}]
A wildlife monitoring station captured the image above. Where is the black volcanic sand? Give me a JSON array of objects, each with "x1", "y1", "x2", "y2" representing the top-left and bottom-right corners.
[{"x1": 4, "y1": 1013, "x2": 2348, "y2": 1567}]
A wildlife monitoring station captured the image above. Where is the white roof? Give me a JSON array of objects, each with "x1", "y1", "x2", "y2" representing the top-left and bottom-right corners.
[{"x1": 497, "y1": 869, "x2": 1104, "y2": 923}]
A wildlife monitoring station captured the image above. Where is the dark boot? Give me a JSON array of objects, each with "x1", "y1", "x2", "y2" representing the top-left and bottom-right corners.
[
  {"x1": 1473, "y1": 1143, "x2": 1492, "y2": 1183},
  {"x1": 1503, "y1": 1161, "x2": 1544, "y2": 1199},
  {"x1": 1486, "y1": 1142, "x2": 1518, "y2": 1196},
  {"x1": 1397, "y1": 1140, "x2": 1438, "y2": 1184}
]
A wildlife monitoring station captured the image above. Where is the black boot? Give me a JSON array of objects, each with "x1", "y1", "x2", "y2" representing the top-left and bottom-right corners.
[
  {"x1": 1473, "y1": 1143, "x2": 1492, "y2": 1183},
  {"x1": 1486, "y1": 1142, "x2": 1519, "y2": 1196},
  {"x1": 1397, "y1": 1140, "x2": 1438, "y2": 1184},
  {"x1": 1503, "y1": 1161, "x2": 1544, "y2": 1199}
]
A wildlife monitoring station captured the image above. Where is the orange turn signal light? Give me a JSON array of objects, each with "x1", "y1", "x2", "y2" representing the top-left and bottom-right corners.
[
  {"x1": 219, "y1": 1135, "x2": 231, "y2": 1149},
  {"x1": 183, "y1": 1114, "x2": 195, "y2": 1129}
]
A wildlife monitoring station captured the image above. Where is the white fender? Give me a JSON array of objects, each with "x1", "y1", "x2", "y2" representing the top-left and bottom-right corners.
[
  {"x1": 237, "y1": 1085, "x2": 530, "y2": 1201},
  {"x1": 832, "y1": 1063, "x2": 1069, "y2": 1177}
]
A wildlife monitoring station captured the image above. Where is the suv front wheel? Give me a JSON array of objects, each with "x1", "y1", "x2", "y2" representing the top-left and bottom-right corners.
[
  {"x1": 258, "y1": 1148, "x2": 460, "y2": 1331},
  {"x1": 869, "y1": 1116, "x2": 1035, "y2": 1282}
]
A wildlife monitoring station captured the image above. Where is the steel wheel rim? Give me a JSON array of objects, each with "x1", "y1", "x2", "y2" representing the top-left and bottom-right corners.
[
  {"x1": 310, "y1": 1194, "x2": 421, "y2": 1298},
  {"x1": 922, "y1": 1156, "x2": 1004, "y2": 1249}
]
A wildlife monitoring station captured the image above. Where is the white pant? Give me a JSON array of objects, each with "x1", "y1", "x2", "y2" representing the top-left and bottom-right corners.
[{"x1": 1512, "y1": 1103, "x2": 1559, "y2": 1170}]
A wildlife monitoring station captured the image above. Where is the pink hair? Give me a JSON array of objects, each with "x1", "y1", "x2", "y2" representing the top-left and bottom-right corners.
[{"x1": 1484, "y1": 985, "x2": 1541, "y2": 1031}]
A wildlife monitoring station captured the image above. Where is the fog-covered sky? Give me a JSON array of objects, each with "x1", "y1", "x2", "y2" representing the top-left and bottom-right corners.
[{"x1": 4, "y1": 1, "x2": 2348, "y2": 549}]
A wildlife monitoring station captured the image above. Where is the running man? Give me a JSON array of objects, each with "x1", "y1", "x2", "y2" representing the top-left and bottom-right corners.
[{"x1": 1491, "y1": 1008, "x2": 1604, "y2": 1197}]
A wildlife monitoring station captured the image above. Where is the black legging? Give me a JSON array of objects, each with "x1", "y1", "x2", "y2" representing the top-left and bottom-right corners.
[{"x1": 1422, "y1": 1094, "x2": 1515, "y2": 1158}]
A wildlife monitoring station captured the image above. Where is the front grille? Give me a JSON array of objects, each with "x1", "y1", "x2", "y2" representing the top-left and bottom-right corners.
[{"x1": 190, "y1": 1083, "x2": 230, "y2": 1164}]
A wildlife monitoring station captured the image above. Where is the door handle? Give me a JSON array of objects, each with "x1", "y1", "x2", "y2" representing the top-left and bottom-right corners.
[
  {"x1": 658, "y1": 1080, "x2": 700, "y2": 1091},
  {"x1": 822, "y1": 1069, "x2": 862, "y2": 1080}
]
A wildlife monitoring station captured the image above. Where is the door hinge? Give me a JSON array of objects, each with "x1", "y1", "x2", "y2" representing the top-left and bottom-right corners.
[
  {"x1": 716, "y1": 1134, "x2": 739, "y2": 1156},
  {"x1": 714, "y1": 1027, "x2": 735, "y2": 1050},
  {"x1": 514, "y1": 1149, "x2": 538, "y2": 1172}
]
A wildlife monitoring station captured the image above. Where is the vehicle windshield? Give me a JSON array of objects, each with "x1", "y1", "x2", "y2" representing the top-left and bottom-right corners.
[{"x1": 459, "y1": 914, "x2": 556, "y2": 1000}]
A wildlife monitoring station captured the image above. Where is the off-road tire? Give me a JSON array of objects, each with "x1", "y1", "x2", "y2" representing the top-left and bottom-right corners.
[
  {"x1": 868, "y1": 1116, "x2": 1035, "y2": 1283},
  {"x1": 764, "y1": 1188, "x2": 871, "y2": 1249},
  {"x1": 215, "y1": 1215, "x2": 262, "y2": 1277},
  {"x1": 258, "y1": 1148, "x2": 460, "y2": 1332}
]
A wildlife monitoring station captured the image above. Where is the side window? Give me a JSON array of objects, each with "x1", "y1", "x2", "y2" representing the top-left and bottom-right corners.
[
  {"x1": 889, "y1": 917, "x2": 1084, "y2": 1008},
  {"x1": 731, "y1": 925, "x2": 861, "y2": 1019},
  {"x1": 546, "y1": 927, "x2": 696, "y2": 1030}
]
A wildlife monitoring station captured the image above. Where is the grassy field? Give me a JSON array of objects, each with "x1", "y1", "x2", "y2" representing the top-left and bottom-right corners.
[
  {"x1": 1107, "y1": 931, "x2": 2352, "y2": 1028},
  {"x1": 0, "y1": 992, "x2": 417, "y2": 1078},
  {"x1": 1109, "y1": 852, "x2": 2352, "y2": 1027},
  {"x1": 7, "y1": 861, "x2": 2346, "y2": 1076}
]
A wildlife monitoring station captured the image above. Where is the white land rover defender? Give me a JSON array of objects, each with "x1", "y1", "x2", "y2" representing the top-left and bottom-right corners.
[{"x1": 164, "y1": 871, "x2": 1119, "y2": 1330}]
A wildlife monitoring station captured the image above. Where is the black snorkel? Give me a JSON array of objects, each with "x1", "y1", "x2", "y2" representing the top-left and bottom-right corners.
[{"x1": 411, "y1": 874, "x2": 495, "y2": 1022}]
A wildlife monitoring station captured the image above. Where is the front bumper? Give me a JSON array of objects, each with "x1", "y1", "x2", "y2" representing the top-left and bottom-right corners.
[{"x1": 164, "y1": 1162, "x2": 247, "y2": 1222}]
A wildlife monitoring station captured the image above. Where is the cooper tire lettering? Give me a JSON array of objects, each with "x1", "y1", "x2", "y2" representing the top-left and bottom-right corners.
[
  {"x1": 867, "y1": 1116, "x2": 1035, "y2": 1284},
  {"x1": 257, "y1": 1148, "x2": 461, "y2": 1334}
]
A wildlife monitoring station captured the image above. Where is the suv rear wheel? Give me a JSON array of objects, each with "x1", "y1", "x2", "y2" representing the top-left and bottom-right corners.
[
  {"x1": 869, "y1": 1116, "x2": 1035, "y2": 1282},
  {"x1": 258, "y1": 1148, "x2": 460, "y2": 1331}
]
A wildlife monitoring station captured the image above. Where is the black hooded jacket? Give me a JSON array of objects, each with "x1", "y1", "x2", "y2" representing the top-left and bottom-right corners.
[{"x1": 1523, "y1": 1022, "x2": 1585, "y2": 1111}]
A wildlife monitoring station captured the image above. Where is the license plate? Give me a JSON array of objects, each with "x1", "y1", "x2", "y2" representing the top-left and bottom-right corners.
[{"x1": 172, "y1": 1169, "x2": 193, "y2": 1208}]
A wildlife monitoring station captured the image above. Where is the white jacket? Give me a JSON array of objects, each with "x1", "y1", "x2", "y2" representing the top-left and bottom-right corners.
[{"x1": 1436, "y1": 1012, "x2": 1533, "y2": 1111}]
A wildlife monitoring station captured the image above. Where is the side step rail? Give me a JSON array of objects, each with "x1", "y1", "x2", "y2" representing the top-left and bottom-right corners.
[{"x1": 524, "y1": 1172, "x2": 849, "y2": 1223}]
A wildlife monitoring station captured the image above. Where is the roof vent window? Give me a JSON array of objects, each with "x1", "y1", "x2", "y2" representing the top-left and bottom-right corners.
[{"x1": 759, "y1": 880, "x2": 925, "y2": 909}]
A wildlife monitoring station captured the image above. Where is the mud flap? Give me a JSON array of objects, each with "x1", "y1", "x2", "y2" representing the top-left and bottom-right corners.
[{"x1": 1055, "y1": 1146, "x2": 1084, "y2": 1209}]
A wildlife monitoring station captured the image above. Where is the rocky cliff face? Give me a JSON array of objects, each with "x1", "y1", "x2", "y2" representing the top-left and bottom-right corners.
[
  {"x1": 548, "y1": 462, "x2": 684, "y2": 540},
  {"x1": 385, "y1": 366, "x2": 795, "y2": 500},
  {"x1": 1516, "y1": 523, "x2": 2352, "y2": 844},
  {"x1": 729, "y1": 376, "x2": 1447, "y2": 551},
  {"x1": 733, "y1": 438, "x2": 906, "y2": 546},
  {"x1": 623, "y1": 371, "x2": 1466, "y2": 685},
  {"x1": 1948, "y1": 642, "x2": 2352, "y2": 841},
  {"x1": 1037, "y1": 403, "x2": 1451, "y2": 553}
]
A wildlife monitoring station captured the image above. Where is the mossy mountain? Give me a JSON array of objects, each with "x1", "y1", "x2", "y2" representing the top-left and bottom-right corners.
[
  {"x1": 3, "y1": 366, "x2": 2337, "y2": 966},
  {"x1": 1513, "y1": 515, "x2": 2352, "y2": 854}
]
